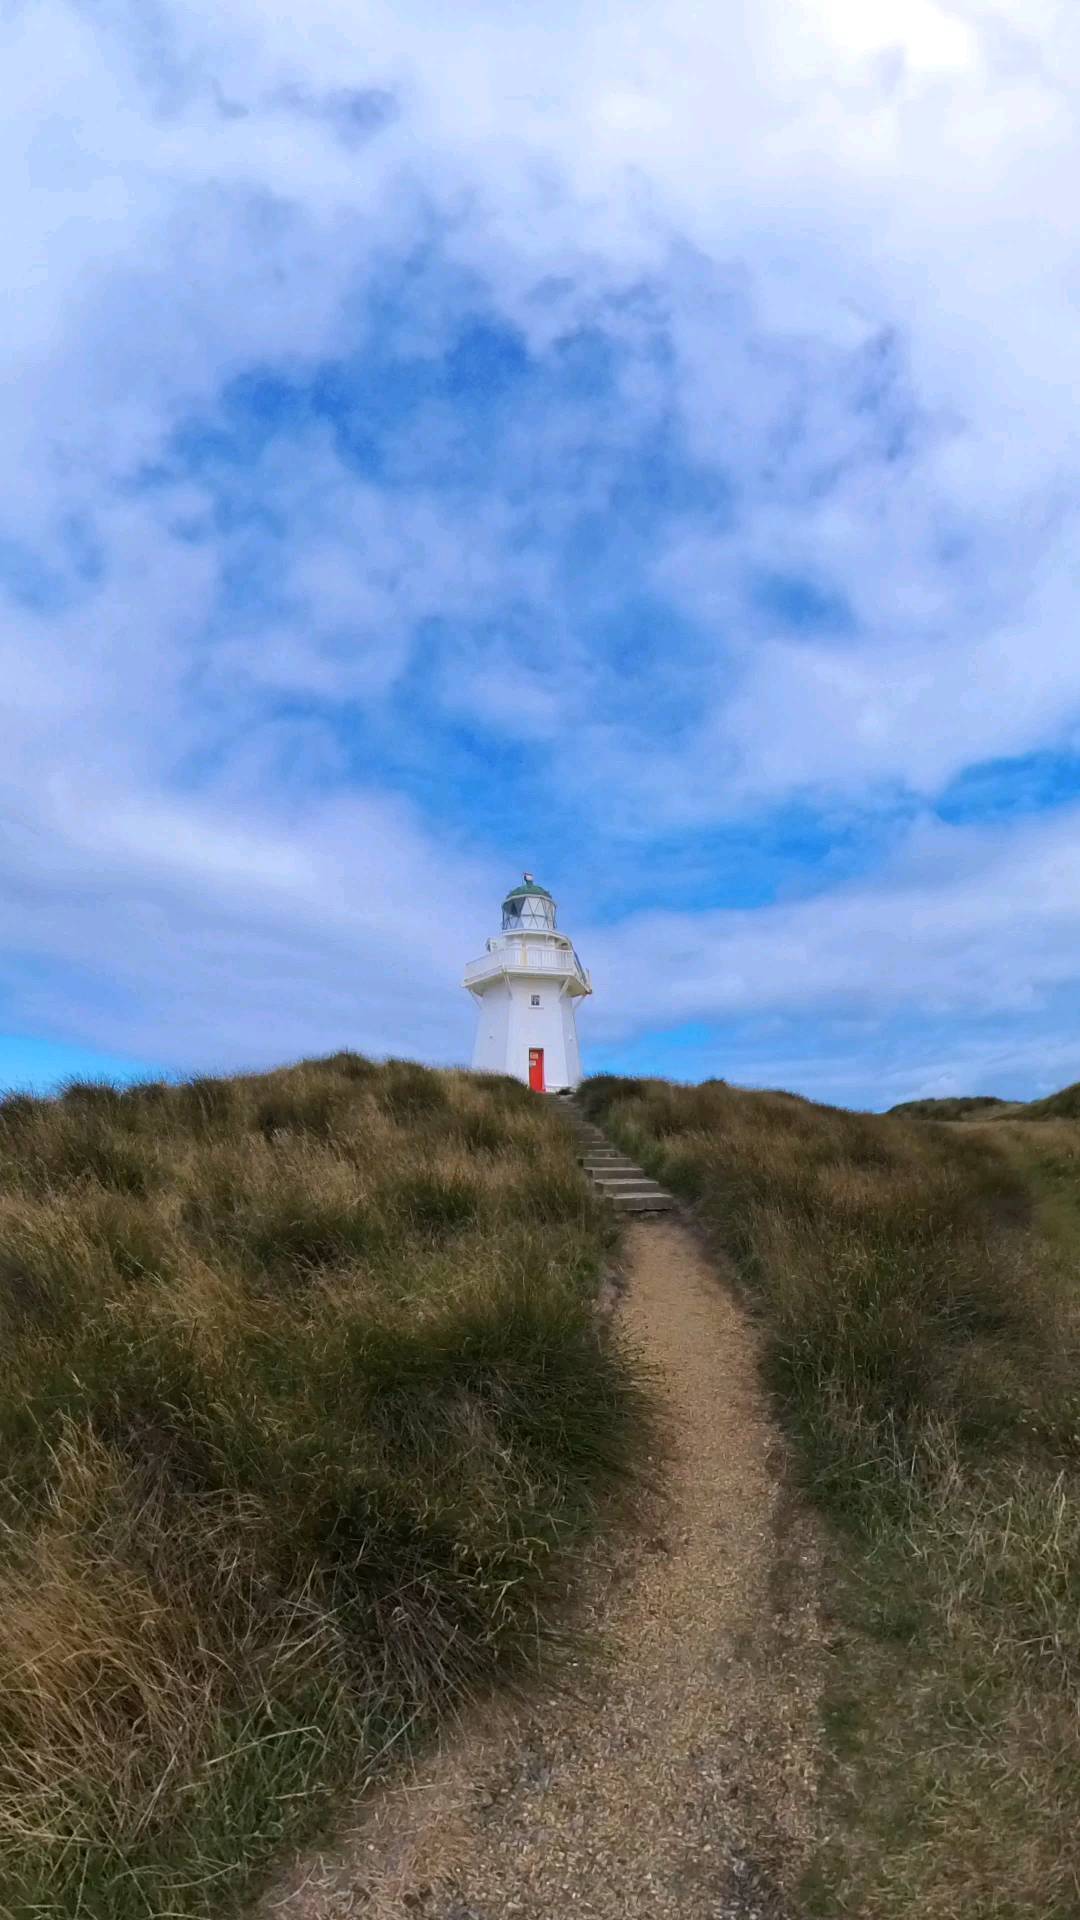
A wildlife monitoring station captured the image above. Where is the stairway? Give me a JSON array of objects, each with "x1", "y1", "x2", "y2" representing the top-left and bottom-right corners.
[{"x1": 557, "y1": 1097, "x2": 676, "y2": 1214}]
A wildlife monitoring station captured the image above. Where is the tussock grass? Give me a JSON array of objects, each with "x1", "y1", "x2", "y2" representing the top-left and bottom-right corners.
[
  {"x1": 581, "y1": 1073, "x2": 1080, "y2": 1918},
  {"x1": 0, "y1": 1057, "x2": 644, "y2": 1920}
]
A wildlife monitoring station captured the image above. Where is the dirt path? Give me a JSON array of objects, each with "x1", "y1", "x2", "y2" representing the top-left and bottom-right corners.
[{"x1": 263, "y1": 1220, "x2": 821, "y2": 1920}]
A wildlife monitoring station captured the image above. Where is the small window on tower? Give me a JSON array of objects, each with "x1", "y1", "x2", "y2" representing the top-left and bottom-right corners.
[{"x1": 531, "y1": 993, "x2": 541, "y2": 1007}]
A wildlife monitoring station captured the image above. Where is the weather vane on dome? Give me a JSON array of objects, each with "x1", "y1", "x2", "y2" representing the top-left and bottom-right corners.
[{"x1": 522, "y1": 871, "x2": 534, "y2": 883}]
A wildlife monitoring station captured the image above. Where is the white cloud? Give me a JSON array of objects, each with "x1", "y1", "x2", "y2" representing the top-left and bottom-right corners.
[
  {"x1": 584, "y1": 804, "x2": 1080, "y2": 1039},
  {"x1": 5, "y1": 0, "x2": 1080, "y2": 1088}
]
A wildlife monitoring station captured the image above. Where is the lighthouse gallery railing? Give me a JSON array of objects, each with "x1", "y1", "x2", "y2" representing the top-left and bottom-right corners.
[{"x1": 463, "y1": 947, "x2": 591, "y2": 991}]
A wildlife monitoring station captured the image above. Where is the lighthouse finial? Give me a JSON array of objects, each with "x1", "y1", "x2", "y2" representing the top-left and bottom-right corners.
[{"x1": 523, "y1": 870, "x2": 534, "y2": 883}]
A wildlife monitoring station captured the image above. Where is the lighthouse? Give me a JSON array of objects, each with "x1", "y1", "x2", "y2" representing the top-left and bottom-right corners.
[{"x1": 463, "y1": 875, "x2": 592, "y2": 1091}]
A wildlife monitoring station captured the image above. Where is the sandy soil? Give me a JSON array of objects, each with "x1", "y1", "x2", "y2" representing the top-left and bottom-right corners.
[{"x1": 260, "y1": 1219, "x2": 822, "y2": 1920}]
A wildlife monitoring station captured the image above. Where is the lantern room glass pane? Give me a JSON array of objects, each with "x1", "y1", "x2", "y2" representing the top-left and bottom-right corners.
[{"x1": 502, "y1": 891, "x2": 556, "y2": 932}]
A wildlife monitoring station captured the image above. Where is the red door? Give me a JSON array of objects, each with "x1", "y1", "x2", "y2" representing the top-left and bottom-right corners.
[{"x1": 528, "y1": 1047, "x2": 545, "y2": 1092}]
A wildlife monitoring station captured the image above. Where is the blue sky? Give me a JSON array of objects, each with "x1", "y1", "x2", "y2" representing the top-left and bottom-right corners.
[{"x1": 6, "y1": 0, "x2": 1080, "y2": 1109}]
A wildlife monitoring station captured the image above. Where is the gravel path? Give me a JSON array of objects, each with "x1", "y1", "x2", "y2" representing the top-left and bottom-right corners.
[{"x1": 263, "y1": 1220, "x2": 821, "y2": 1920}]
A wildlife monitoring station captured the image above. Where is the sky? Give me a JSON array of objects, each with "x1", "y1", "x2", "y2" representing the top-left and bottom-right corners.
[{"x1": 5, "y1": 0, "x2": 1080, "y2": 1110}]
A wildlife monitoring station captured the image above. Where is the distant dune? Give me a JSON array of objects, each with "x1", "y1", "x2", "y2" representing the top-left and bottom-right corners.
[
  {"x1": 1022, "y1": 1079, "x2": 1080, "y2": 1119},
  {"x1": 886, "y1": 1093, "x2": 1013, "y2": 1119},
  {"x1": 889, "y1": 1081, "x2": 1080, "y2": 1121}
]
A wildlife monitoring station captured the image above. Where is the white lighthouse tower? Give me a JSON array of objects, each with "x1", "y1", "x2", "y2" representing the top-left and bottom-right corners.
[{"x1": 463, "y1": 875, "x2": 592, "y2": 1091}]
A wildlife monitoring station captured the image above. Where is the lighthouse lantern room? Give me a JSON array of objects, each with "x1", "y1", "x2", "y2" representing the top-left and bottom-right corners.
[{"x1": 463, "y1": 875, "x2": 592, "y2": 1091}]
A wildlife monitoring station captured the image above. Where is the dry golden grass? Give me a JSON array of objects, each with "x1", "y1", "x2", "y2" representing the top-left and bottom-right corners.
[
  {"x1": 581, "y1": 1074, "x2": 1080, "y2": 1919},
  {"x1": 0, "y1": 1056, "x2": 645, "y2": 1920}
]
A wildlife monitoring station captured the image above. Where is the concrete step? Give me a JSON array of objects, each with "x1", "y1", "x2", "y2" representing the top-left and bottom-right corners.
[
  {"x1": 607, "y1": 1189, "x2": 676, "y2": 1214},
  {"x1": 587, "y1": 1161, "x2": 659, "y2": 1177},
  {"x1": 589, "y1": 1176, "x2": 674, "y2": 1213},
  {"x1": 590, "y1": 1169, "x2": 660, "y2": 1185},
  {"x1": 588, "y1": 1175, "x2": 664, "y2": 1190}
]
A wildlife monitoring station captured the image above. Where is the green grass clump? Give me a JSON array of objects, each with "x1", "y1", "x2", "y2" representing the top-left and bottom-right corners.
[
  {"x1": 0, "y1": 1058, "x2": 643, "y2": 1920},
  {"x1": 581, "y1": 1073, "x2": 1080, "y2": 1919}
]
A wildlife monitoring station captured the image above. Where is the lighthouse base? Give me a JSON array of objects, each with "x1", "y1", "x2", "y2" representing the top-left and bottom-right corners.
[{"x1": 469, "y1": 978, "x2": 583, "y2": 1091}]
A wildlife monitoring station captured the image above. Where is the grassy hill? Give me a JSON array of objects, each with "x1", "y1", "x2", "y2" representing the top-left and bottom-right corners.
[
  {"x1": 886, "y1": 1093, "x2": 1012, "y2": 1119},
  {"x1": 1020, "y1": 1078, "x2": 1080, "y2": 1119},
  {"x1": 580, "y1": 1073, "x2": 1080, "y2": 1920},
  {"x1": 0, "y1": 1056, "x2": 644, "y2": 1920},
  {"x1": 889, "y1": 1079, "x2": 1080, "y2": 1121}
]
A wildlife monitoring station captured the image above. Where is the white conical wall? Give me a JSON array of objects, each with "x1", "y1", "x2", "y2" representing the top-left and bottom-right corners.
[{"x1": 470, "y1": 974, "x2": 583, "y2": 1090}]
